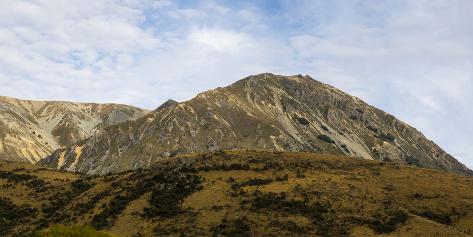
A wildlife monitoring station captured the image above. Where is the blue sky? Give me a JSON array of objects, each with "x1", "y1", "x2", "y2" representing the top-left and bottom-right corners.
[{"x1": 0, "y1": 0, "x2": 472, "y2": 167}]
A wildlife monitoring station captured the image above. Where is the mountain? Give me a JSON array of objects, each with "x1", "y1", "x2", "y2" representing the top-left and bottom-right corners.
[
  {"x1": 2, "y1": 150, "x2": 473, "y2": 236},
  {"x1": 0, "y1": 96, "x2": 149, "y2": 163},
  {"x1": 41, "y1": 73, "x2": 470, "y2": 175}
]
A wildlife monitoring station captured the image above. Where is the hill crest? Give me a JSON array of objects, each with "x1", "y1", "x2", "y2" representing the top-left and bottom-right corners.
[{"x1": 41, "y1": 73, "x2": 470, "y2": 175}]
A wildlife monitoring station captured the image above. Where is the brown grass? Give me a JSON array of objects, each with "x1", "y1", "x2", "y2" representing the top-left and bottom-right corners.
[{"x1": 1, "y1": 150, "x2": 473, "y2": 236}]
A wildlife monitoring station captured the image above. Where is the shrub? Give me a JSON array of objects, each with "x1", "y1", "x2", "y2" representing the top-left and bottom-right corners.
[
  {"x1": 70, "y1": 179, "x2": 94, "y2": 193},
  {"x1": 26, "y1": 178, "x2": 48, "y2": 192},
  {"x1": 296, "y1": 170, "x2": 306, "y2": 178},
  {"x1": 211, "y1": 217, "x2": 251, "y2": 237},
  {"x1": 34, "y1": 225, "x2": 114, "y2": 237},
  {"x1": 91, "y1": 192, "x2": 141, "y2": 229},
  {"x1": 250, "y1": 192, "x2": 327, "y2": 217},
  {"x1": 74, "y1": 190, "x2": 111, "y2": 214},
  {"x1": 0, "y1": 170, "x2": 49, "y2": 192},
  {"x1": 340, "y1": 144, "x2": 350, "y2": 153},
  {"x1": 296, "y1": 117, "x2": 310, "y2": 125},
  {"x1": 143, "y1": 172, "x2": 203, "y2": 218},
  {"x1": 406, "y1": 156, "x2": 421, "y2": 167},
  {"x1": 0, "y1": 170, "x2": 36, "y2": 182},
  {"x1": 169, "y1": 148, "x2": 187, "y2": 157},
  {"x1": 318, "y1": 135, "x2": 335, "y2": 144},
  {"x1": 230, "y1": 178, "x2": 273, "y2": 193},
  {"x1": 242, "y1": 178, "x2": 272, "y2": 186},
  {"x1": 369, "y1": 210, "x2": 409, "y2": 234},
  {"x1": 269, "y1": 220, "x2": 306, "y2": 234},
  {"x1": 376, "y1": 133, "x2": 395, "y2": 143},
  {"x1": 275, "y1": 174, "x2": 289, "y2": 182},
  {"x1": 247, "y1": 192, "x2": 347, "y2": 236},
  {"x1": 418, "y1": 210, "x2": 453, "y2": 225},
  {"x1": 0, "y1": 197, "x2": 37, "y2": 235},
  {"x1": 42, "y1": 179, "x2": 94, "y2": 222},
  {"x1": 199, "y1": 163, "x2": 250, "y2": 172},
  {"x1": 367, "y1": 126, "x2": 379, "y2": 133},
  {"x1": 90, "y1": 166, "x2": 203, "y2": 229}
]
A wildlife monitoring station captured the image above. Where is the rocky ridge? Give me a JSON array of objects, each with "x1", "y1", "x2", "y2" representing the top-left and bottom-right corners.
[
  {"x1": 0, "y1": 96, "x2": 149, "y2": 163},
  {"x1": 41, "y1": 73, "x2": 470, "y2": 175}
]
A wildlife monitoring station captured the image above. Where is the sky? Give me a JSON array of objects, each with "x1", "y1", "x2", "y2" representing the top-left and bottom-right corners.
[{"x1": 0, "y1": 0, "x2": 472, "y2": 167}]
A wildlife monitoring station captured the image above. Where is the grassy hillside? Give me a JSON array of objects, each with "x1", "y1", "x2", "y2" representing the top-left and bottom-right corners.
[{"x1": 1, "y1": 150, "x2": 473, "y2": 236}]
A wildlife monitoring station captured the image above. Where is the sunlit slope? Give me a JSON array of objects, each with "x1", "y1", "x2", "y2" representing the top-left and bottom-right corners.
[
  {"x1": 2, "y1": 150, "x2": 473, "y2": 236},
  {"x1": 0, "y1": 96, "x2": 148, "y2": 163}
]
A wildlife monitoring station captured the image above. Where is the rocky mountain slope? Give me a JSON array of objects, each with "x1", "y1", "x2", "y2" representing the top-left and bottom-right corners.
[
  {"x1": 41, "y1": 73, "x2": 470, "y2": 175},
  {"x1": 2, "y1": 151, "x2": 473, "y2": 236},
  {"x1": 0, "y1": 96, "x2": 148, "y2": 163}
]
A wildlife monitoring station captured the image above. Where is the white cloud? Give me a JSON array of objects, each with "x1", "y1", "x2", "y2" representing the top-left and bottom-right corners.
[
  {"x1": 0, "y1": 0, "x2": 471, "y2": 167},
  {"x1": 188, "y1": 28, "x2": 251, "y2": 52},
  {"x1": 152, "y1": 0, "x2": 172, "y2": 9},
  {"x1": 280, "y1": 0, "x2": 473, "y2": 167},
  {"x1": 0, "y1": 0, "x2": 161, "y2": 105},
  {"x1": 168, "y1": 9, "x2": 207, "y2": 20}
]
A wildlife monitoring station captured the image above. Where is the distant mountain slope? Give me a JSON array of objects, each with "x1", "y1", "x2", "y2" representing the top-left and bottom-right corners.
[
  {"x1": 0, "y1": 96, "x2": 149, "y2": 163},
  {"x1": 42, "y1": 73, "x2": 470, "y2": 175},
  {"x1": 3, "y1": 151, "x2": 473, "y2": 236}
]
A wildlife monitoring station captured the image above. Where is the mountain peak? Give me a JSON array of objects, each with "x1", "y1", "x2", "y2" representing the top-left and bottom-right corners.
[
  {"x1": 41, "y1": 74, "x2": 471, "y2": 175},
  {"x1": 238, "y1": 73, "x2": 314, "y2": 85},
  {"x1": 155, "y1": 99, "x2": 179, "y2": 111}
]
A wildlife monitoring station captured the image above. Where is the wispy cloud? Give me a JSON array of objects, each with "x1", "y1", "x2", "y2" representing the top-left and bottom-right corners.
[{"x1": 0, "y1": 0, "x2": 471, "y2": 167}]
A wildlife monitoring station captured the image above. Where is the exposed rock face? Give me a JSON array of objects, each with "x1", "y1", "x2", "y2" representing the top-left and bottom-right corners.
[
  {"x1": 41, "y1": 74, "x2": 471, "y2": 175},
  {"x1": 0, "y1": 96, "x2": 149, "y2": 163}
]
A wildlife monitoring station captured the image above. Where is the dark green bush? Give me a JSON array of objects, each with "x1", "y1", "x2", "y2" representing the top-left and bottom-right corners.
[
  {"x1": 0, "y1": 170, "x2": 36, "y2": 182},
  {"x1": 418, "y1": 210, "x2": 453, "y2": 225},
  {"x1": 340, "y1": 144, "x2": 350, "y2": 153},
  {"x1": 405, "y1": 156, "x2": 421, "y2": 167},
  {"x1": 242, "y1": 178, "x2": 273, "y2": 186},
  {"x1": 34, "y1": 225, "x2": 114, "y2": 237},
  {"x1": 42, "y1": 179, "x2": 94, "y2": 223},
  {"x1": 143, "y1": 172, "x2": 202, "y2": 218},
  {"x1": 376, "y1": 133, "x2": 396, "y2": 143},
  {"x1": 74, "y1": 190, "x2": 111, "y2": 214},
  {"x1": 369, "y1": 210, "x2": 409, "y2": 234},
  {"x1": 296, "y1": 117, "x2": 310, "y2": 125},
  {"x1": 247, "y1": 191, "x2": 347, "y2": 236},
  {"x1": 367, "y1": 126, "x2": 379, "y2": 133},
  {"x1": 199, "y1": 163, "x2": 250, "y2": 172},
  {"x1": 275, "y1": 174, "x2": 289, "y2": 182},
  {"x1": 91, "y1": 189, "x2": 144, "y2": 229},
  {"x1": 71, "y1": 179, "x2": 94, "y2": 193},
  {"x1": 0, "y1": 197, "x2": 37, "y2": 235},
  {"x1": 250, "y1": 192, "x2": 327, "y2": 217},
  {"x1": 269, "y1": 220, "x2": 306, "y2": 234},
  {"x1": 318, "y1": 135, "x2": 335, "y2": 144},
  {"x1": 91, "y1": 167, "x2": 203, "y2": 229},
  {"x1": 211, "y1": 217, "x2": 251, "y2": 237}
]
